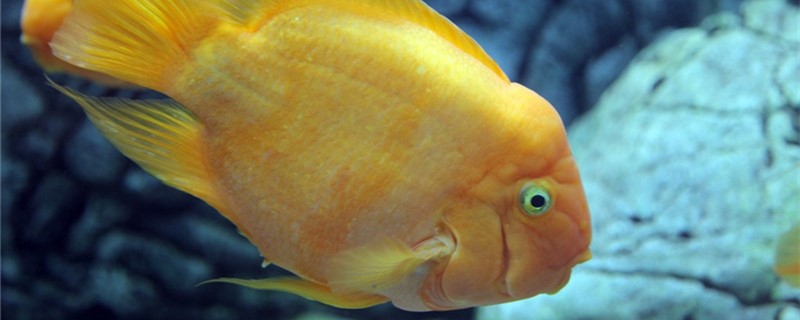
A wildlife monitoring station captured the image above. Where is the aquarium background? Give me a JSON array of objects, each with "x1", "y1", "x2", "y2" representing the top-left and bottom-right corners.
[{"x1": 2, "y1": 0, "x2": 798, "y2": 319}]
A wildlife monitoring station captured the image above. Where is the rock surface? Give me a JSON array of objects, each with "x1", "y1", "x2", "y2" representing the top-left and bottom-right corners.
[
  {"x1": 1, "y1": 0, "x2": 763, "y2": 319},
  {"x1": 478, "y1": 0, "x2": 800, "y2": 319}
]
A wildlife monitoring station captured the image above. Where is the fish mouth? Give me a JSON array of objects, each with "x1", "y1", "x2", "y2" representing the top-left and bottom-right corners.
[
  {"x1": 572, "y1": 250, "x2": 592, "y2": 265},
  {"x1": 546, "y1": 249, "x2": 591, "y2": 294}
]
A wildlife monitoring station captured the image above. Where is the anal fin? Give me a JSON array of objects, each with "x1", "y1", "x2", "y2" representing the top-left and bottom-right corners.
[{"x1": 200, "y1": 277, "x2": 388, "y2": 309}]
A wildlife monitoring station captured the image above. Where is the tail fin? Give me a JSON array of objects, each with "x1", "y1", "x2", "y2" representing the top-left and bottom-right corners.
[{"x1": 50, "y1": 0, "x2": 218, "y2": 90}]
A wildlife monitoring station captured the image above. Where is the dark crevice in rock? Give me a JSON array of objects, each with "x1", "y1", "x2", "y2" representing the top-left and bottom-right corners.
[
  {"x1": 761, "y1": 110, "x2": 775, "y2": 168},
  {"x1": 784, "y1": 106, "x2": 800, "y2": 146},
  {"x1": 676, "y1": 230, "x2": 693, "y2": 240},
  {"x1": 628, "y1": 213, "x2": 654, "y2": 224}
]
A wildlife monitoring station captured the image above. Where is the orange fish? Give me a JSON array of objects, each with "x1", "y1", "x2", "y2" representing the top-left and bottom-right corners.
[
  {"x1": 20, "y1": 0, "x2": 132, "y2": 87},
  {"x1": 49, "y1": 0, "x2": 592, "y2": 311},
  {"x1": 775, "y1": 223, "x2": 800, "y2": 287}
]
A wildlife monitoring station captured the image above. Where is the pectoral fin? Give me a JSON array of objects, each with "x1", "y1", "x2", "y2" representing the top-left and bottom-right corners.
[
  {"x1": 327, "y1": 237, "x2": 453, "y2": 294},
  {"x1": 200, "y1": 277, "x2": 388, "y2": 309}
]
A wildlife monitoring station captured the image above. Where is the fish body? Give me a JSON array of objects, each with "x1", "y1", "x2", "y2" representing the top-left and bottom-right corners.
[{"x1": 50, "y1": 0, "x2": 592, "y2": 311}]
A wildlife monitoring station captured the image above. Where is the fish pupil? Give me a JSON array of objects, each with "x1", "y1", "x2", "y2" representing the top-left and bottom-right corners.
[{"x1": 530, "y1": 194, "x2": 546, "y2": 208}]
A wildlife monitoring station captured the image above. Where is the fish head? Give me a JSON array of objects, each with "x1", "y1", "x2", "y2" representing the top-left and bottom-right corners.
[
  {"x1": 428, "y1": 83, "x2": 591, "y2": 309},
  {"x1": 499, "y1": 156, "x2": 592, "y2": 300}
]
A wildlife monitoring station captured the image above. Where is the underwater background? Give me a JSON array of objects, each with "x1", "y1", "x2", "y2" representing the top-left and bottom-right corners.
[{"x1": 2, "y1": 0, "x2": 798, "y2": 319}]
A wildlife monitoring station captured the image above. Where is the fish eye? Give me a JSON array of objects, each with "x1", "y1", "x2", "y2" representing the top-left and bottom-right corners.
[{"x1": 519, "y1": 182, "x2": 552, "y2": 216}]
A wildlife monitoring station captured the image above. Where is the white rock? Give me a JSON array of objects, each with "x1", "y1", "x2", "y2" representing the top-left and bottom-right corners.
[{"x1": 478, "y1": 0, "x2": 800, "y2": 319}]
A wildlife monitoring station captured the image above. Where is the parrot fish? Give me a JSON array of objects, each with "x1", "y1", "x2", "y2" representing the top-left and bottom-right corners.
[
  {"x1": 20, "y1": 0, "x2": 132, "y2": 87},
  {"x1": 48, "y1": 0, "x2": 592, "y2": 311},
  {"x1": 775, "y1": 223, "x2": 800, "y2": 287}
]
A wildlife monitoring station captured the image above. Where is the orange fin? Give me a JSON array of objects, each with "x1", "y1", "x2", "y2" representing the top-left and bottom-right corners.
[
  {"x1": 20, "y1": 0, "x2": 72, "y2": 73},
  {"x1": 51, "y1": 0, "x2": 506, "y2": 87},
  {"x1": 21, "y1": 0, "x2": 134, "y2": 87},
  {"x1": 775, "y1": 223, "x2": 800, "y2": 287},
  {"x1": 49, "y1": 80, "x2": 227, "y2": 215},
  {"x1": 212, "y1": 0, "x2": 280, "y2": 30},
  {"x1": 200, "y1": 277, "x2": 388, "y2": 309},
  {"x1": 215, "y1": 0, "x2": 508, "y2": 82},
  {"x1": 327, "y1": 237, "x2": 452, "y2": 294},
  {"x1": 50, "y1": 0, "x2": 219, "y2": 89},
  {"x1": 328, "y1": 237, "x2": 424, "y2": 294}
]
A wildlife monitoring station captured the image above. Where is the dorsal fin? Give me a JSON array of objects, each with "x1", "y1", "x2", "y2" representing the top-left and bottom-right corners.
[
  {"x1": 217, "y1": 0, "x2": 509, "y2": 82},
  {"x1": 359, "y1": 0, "x2": 509, "y2": 82},
  {"x1": 52, "y1": 0, "x2": 507, "y2": 87}
]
